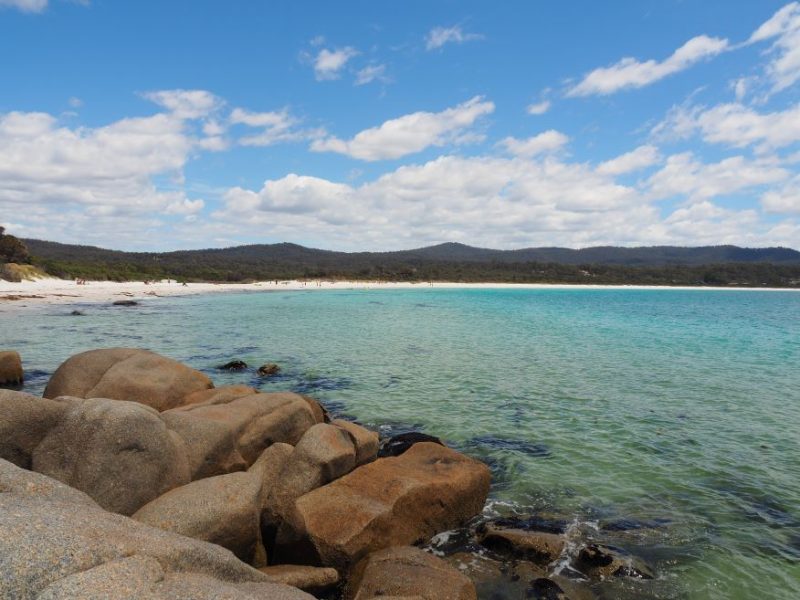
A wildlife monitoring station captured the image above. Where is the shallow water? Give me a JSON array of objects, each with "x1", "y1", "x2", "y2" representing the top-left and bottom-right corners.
[{"x1": 3, "y1": 287, "x2": 799, "y2": 599}]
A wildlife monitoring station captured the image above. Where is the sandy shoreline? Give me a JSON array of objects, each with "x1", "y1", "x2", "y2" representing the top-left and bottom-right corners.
[{"x1": 1, "y1": 277, "x2": 798, "y2": 312}]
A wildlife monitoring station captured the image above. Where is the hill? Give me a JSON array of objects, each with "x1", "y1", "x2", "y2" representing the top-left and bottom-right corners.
[{"x1": 20, "y1": 239, "x2": 800, "y2": 287}]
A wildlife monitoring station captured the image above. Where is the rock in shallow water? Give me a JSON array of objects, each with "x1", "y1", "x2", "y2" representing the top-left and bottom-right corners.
[
  {"x1": 345, "y1": 546, "x2": 476, "y2": 600},
  {"x1": 477, "y1": 523, "x2": 566, "y2": 565},
  {"x1": 274, "y1": 442, "x2": 491, "y2": 572},
  {"x1": 220, "y1": 360, "x2": 248, "y2": 371},
  {"x1": 258, "y1": 363, "x2": 281, "y2": 376},
  {"x1": 0, "y1": 350, "x2": 23, "y2": 387},
  {"x1": 43, "y1": 348, "x2": 214, "y2": 411},
  {"x1": 575, "y1": 543, "x2": 654, "y2": 580}
]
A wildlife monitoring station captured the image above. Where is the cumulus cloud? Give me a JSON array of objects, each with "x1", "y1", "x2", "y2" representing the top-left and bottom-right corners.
[
  {"x1": 526, "y1": 100, "x2": 551, "y2": 115},
  {"x1": 498, "y1": 130, "x2": 569, "y2": 157},
  {"x1": 312, "y1": 47, "x2": 358, "y2": 80},
  {"x1": 355, "y1": 64, "x2": 388, "y2": 86},
  {"x1": 425, "y1": 25, "x2": 483, "y2": 50},
  {"x1": 218, "y1": 154, "x2": 647, "y2": 249},
  {"x1": 214, "y1": 151, "x2": 799, "y2": 250},
  {"x1": 0, "y1": 106, "x2": 207, "y2": 247},
  {"x1": 749, "y1": 2, "x2": 800, "y2": 92},
  {"x1": 142, "y1": 89, "x2": 222, "y2": 119},
  {"x1": 596, "y1": 145, "x2": 661, "y2": 176},
  {"x1": 310, "y1": 96, "x2": 494, "y2": 161},
  {"x1": 645, "y1": 152, "x2": 788, "y2": 201},
  {"x1": 761, "y1": 176, "x2": 800, "y2": 213},
  {"x1": 653, "y1": 101, "x2": 800, "y2": 153},
  {"x1": 568, "y1": 35, "x2": 729, "y2": 96},
  {"x1": 217, "y1": 146, "x2": 798, "y2": 250},
  {"x1": 0, "y1": 0, "x2": 47, "y2": 12},
  {"x1": 229, "y1": 107, "x2": 322, "y2": 147}
]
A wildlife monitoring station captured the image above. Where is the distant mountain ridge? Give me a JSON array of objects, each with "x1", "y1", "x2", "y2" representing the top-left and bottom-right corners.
[{"x1": 23, "y1": 239, "x2": 800, "y2": 267}]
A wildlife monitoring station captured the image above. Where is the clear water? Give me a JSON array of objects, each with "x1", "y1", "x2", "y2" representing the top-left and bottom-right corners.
[{"x1": 3, "y1": 288, "x2": 799, "y2": 599}]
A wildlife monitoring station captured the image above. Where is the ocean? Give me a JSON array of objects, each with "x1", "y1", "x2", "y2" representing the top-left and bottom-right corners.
[{"x1": 4, "y1": 287, "x2": 799, "y2": 599}]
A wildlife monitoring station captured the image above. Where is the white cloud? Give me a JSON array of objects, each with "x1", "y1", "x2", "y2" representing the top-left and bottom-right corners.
[
  {"x1": 229, "y1": 107, "x2": 320, "y2": 147},
  {"x1": 425, "y1": 25, "x2": 483, "y2": 51},
  {"x1": 596, "y1": 145, "x2": 661, "y2": 176},
  {"x1": 645, "y1": 152, "x2": 788, "y2": 201},
  {"x1": 142, "y1": 89, "x2": 222, "y2": 119},
  {"x1": 567, "y1": 35, "x2": 729, "y2": 96},
  {"x1": 355, "y1": 64, "x2": 388, "y2": 86},
  {"x1": 499, "y1": 130, "x2": 569, "y2": 157},
  {"x1": 215, "y1": 151, "x2": 799, "y2": 250},
  {"x1": 313, "y1": 47, "x2": 358, "y2": 81},
  {"x1": 748, "y1": 2, "x2": 800, "y2": 92},
  {"x1": 217, "y1": 154, "x2": 645, "y2": 249},
  {"x1": 67, "y1": 96, "x2": 83, "y2": 109},
  {"x1": 761, "y1": 176, "x2": 800, "y2": 213},
  {"x1": 0, "y1": 106, "x2": 207, "y2": 246},
  {"x1": 526, "y1": 100, "x2": 551, "y2": 115},
  {"x1": 653, "y1": 101, "x2": 800, "y2": 152},
  {"x1": 310, "y1": 96, "x2": 494, "y2": 161},
  {"x1": 0, "y1": 0, "x2": 47, "y2": 12}
]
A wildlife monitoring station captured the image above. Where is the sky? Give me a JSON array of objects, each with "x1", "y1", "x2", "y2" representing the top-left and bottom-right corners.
[{"x1": 1, "y1": 0, "x2": 800, "y2": 251}]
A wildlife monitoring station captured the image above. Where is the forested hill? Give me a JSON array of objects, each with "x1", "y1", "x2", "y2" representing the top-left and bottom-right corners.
[{"x1": 21, "y1": 238, "x2": 800, "y2": 287}]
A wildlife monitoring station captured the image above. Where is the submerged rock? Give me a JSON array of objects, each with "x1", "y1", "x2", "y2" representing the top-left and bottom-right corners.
[
  {"x1": 378, "y1": 431, "x2": 444, "y2": 457},
  {"x1": 465, "y1": 435, "x2": 551, "y2": 458},
  {"x1": 258, "y1": 363, "x2": 281, "y2": 376},
  {"x1": 575, "y1": 544, "x2": 654, "y2": 580},
  {"x1": 32, "y1": 397, "x2": 191, "y2": 515},
  {"x1": 274, "y1": 442, "x2": 491, "y2": 572},
  {"x1": 0, "y1": 350, "x2": 23, "y2": 387},
  {"x1": 43, "y1": 348, "x2": 214, "y2": 411},
  {"x1": 220, "y1": 360, "x2": 248, "y2": 371},
  {"x1": 477, "y1": 523, "x2": 566, "y2": 565},
  {"x1": 345, "y1": 546, "x2": 476, "y2": 600},
  {"x1": 112, "y1": 299, "x2": 138, "y2": 306},
  {"x1": 528, "y1": 577, "x2": 572, "y2": 600}
]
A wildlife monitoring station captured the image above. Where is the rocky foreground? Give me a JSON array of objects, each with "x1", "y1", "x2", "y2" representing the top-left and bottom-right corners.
[{"x1": 1, "y1": 348, "x2": 655, "y2": 599}]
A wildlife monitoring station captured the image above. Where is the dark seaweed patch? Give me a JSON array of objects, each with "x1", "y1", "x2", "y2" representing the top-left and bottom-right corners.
[
  {"x1": 602, "y1": 517, "x2": 672, "y2": 532},
  {"x1": 487, "y1": 515, "x2": 569, "y2": 535},
  {"x1": 465, "y1": 435, "x2": 551, "y2": 458},
  {"x1": 381, "y1": 375, "x2": 403, "y2": 388},
  {"x1": 376, "y1": 422, "x2": 427, "y2": 436},
  {"x1": 291, "y1": 375, "x2": 352, "y2": 394}
]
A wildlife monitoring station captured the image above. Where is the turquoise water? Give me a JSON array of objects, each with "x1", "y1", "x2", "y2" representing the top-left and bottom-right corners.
[{"x1": 3, "y1": 287, "x2": 800, "y2": 599}]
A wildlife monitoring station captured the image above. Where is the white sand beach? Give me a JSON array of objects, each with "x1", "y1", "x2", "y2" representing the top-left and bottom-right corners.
[{"x1": 1, "y1": 277, "x2": 797, "y2": 311}]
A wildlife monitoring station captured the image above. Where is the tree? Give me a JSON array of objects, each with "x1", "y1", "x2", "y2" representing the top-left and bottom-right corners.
[{"x1": 0, "y1": 227, "x2": 31, "y2": 263}]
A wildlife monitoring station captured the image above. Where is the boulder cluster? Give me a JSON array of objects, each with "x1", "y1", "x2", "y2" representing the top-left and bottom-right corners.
[{"x1": 1, "y1": 348, "x2": 491, "y2": 599}]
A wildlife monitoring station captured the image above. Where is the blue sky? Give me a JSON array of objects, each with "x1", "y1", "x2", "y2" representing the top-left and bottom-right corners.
[{"x1": 1, "y1": 0, "x2": 799, "y2": 251}]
